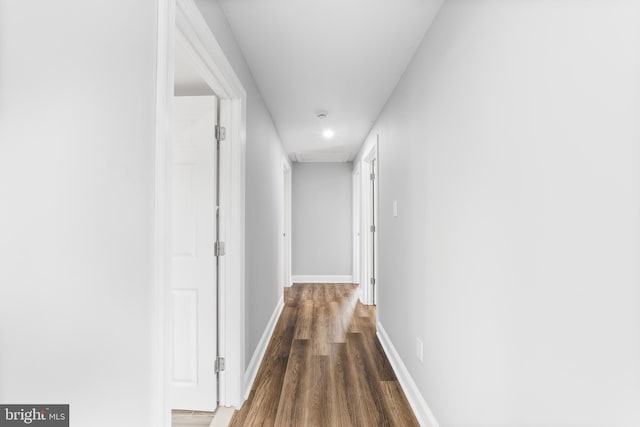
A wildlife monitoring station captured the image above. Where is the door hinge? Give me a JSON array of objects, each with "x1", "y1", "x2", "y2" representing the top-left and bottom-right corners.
[
  {"x1": 214, "y1": 241, "x2": 226, "y2": 256},
  {"x1": 370, "y1": 277, "x2": 376, "y2": 285},
  {"x1": 370, "y1": 225, "x2": 376, "y2": 232},
  {"x1": 215, "y1": 357, "x2": 225, "y2": 373},
  {"x1": 215, "y1": 125, "x2": 226, "y2": 141},
  {"x1": 370, "y1": 173, "x2": 375, "y2": 180}
]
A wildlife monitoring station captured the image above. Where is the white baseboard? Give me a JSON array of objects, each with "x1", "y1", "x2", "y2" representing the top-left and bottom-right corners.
[
  {"x1": 291, "y1": 275, "x2": 353, "y2": 284},
  {"x1": 243, "y1": 295, "x2": 284, "y2": 400},
  {"x1": 377, "y1": 321, "x2": 440, "y2": 427}
]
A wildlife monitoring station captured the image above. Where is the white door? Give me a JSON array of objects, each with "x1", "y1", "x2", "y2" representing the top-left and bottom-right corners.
[{"x1": 171, "y1": 96, "x2": 218, "y2": 411}]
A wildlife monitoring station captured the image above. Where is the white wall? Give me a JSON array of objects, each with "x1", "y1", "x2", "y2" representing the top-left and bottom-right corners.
[
  {"x1": 194, "y1": 0, "x2": 289, "y2": 369},
  {"x1": 292, "y1": 163, "x2": 352, "y2": 278},
  {"x1": 0, "y1": 1, "x2": 157, "y2": 426},
  {"x1": 357, "y1": 1, "x2": 640, "y2": 426}
]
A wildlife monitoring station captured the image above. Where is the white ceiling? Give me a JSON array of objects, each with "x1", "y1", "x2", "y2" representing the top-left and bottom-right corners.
[{"x1": 217, "y1": 0, "x2": 443, "y2": 162}]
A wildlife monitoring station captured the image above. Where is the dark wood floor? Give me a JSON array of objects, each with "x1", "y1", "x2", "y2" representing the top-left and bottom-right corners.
[{"x1": 230, "y1": 283, "x2": 419, "y2": 427}]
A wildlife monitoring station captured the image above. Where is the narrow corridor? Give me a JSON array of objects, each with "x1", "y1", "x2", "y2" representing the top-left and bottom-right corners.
[{"x1": 231, "y1": 284, "x2": 418, "y2": 426}]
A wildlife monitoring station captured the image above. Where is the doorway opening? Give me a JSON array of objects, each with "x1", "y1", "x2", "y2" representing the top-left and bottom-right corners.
[
  {"x1": 154, "y1": 1, "x2": 247, "y2": 425},
  {"x1": 361, "y1": 137, "x2": 379, "y2": 306},
  {"x1": 352, "y1": 164, "x2": 361, "y2": 290}
]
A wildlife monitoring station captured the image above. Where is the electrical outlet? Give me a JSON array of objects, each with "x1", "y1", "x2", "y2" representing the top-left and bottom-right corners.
[
  {"x1": 393, "y1": 201, "x2": 398, "y2": 217},
  {"x1": 416, "y1": 337, "x2": 423, "y2": 364}
]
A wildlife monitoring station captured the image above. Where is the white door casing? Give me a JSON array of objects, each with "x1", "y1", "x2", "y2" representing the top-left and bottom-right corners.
[
  {"x1": 171, "y1": 96, "x2": 218, "y2": 411},
  {"x1": 155, "y1": 1, "x2": 249, "y2": 424},
  {"x1": 352, "y1": 165, "x2": 361, "y2": 286},
  {"x1": 283, "y1": 163, "x2": 292, "y2": 287},
  {"x1": 361, "y1": 138, "x2": 379, "y2": 306}
]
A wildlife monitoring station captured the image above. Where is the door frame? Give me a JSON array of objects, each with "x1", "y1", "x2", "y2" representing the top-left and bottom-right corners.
[
  {"x1": 361, "y1": 138, "x2": 379, "y2": 306},
  {"x1": 153, "y1": 1, "x2": 247, "y2": 425},
  {"x1": 283, "y1": 162, "x2": 292, "y2": 287},
  {"x1": 352, "y1": 163, "x2": 361, "y2": 288}
]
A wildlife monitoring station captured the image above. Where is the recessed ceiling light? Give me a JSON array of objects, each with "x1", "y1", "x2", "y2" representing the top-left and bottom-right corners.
[{"x1": 323, "y1": 129, "x2": 335, "y2": 139}]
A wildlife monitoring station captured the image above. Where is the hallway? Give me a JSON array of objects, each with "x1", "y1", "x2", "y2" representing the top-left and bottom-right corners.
[
  {"x1": 3, "y1": 1, "x2": 640, "y2": 426},
  {"x1": 231, "y1": 284, "x2": 418, "y2": 426}
]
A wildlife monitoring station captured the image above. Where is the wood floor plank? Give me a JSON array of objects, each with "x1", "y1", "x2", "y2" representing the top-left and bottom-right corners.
[
  {"x1": 311, "y1": 284, "x2": 328, "y2": 303},
  {"x1": 328, "y1": 343, "x2": 354, "y2": 427},
  {"x1": 325, "y1": 283, "x2": 337, "y2": 302},
  {"x1": 242, "y1": 357, "x2": 288, "y2": 426},
  {"x1": 232, "y1": 283, "x2": 418, "y2": 426},
  {"x1": 311, "y1": 302, "x2": 330, "y2": 356},
  {"x1": 345, "y1": 332, "x2": 388, "y2": 426},
  {"x1": 252, "y1": 306, "x2": 298, "y2": 389},
  {"x1": 347, "y1": 308, "x2": 368, "y2": 333},
  {"x1": 300, "y1": 284, "x2": 313, "y2": 301},
  {"x1": 284, "y1": 285, "x2": 296, "y2": 305},
  {"x1": 328, "y1": 300, "x2": 345, "y2": 343},
  {"x1": 363, "y1": 324, "x2": 397, "y2": 381},
  {"x1": 272, "y1": 306, "x2": 298, "y2": 358},
  {"x1": 338, "y1": 297, "x2": 357, "y2": 333},
  {"x1": 334, "y1": 284, "x2": 349, "y2": 299},
  {"x1": 348, "y1": 331, "x2": 394, "y2": 426},
  {"x1": 293, "y1": 299, "x2": 313, "y2": 340},
  {"x1": 381, "y1": 381, "x2": 420, "y2": 427},
  {"x1": 229, "y1": 390, "x2": 253, "y2": 427},
  {"x1": 274, "y1": 339, "x2": 312, "y2": 426},
  {"x1": 308, "y1": 355, "x2": 330, "y2": 427}
]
